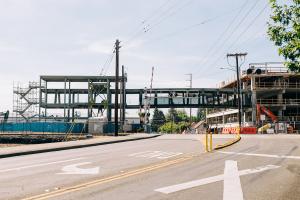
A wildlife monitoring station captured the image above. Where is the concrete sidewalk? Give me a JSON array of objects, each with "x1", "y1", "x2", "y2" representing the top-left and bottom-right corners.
[{"x1": 0, "y1": 133, "x2": 160, "y2": 158}]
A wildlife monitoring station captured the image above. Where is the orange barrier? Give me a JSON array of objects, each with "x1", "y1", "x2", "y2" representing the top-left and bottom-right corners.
[{"x1": 222, "y1": 127, "x2": 257, "y2": 134}]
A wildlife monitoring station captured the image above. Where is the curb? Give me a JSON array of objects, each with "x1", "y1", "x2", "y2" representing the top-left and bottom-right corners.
[
  {"x1": 0, "y1": 134, "x2": 161, "y2": 159},
  {"x1": 213, "y1": 136, "x2": 241, "y2": 150}
]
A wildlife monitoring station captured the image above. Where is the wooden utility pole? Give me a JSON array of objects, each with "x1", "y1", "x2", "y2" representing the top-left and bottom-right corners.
[
  {"x1": 226, "y1": 53, "x2": 247, "y2": 135},
  {"x1": 114, "y1": 39, "x2": 121, "y2": 136}
]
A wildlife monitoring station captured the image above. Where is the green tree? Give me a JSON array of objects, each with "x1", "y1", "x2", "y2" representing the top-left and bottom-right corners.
[
  {"x1": 267, "y1": 0, "x2": 300, "y2": 72},
  {"x1": 196, "y1": 108, "x2": 206, "y2": 121},
  {"x1": 151, "y1": 108, "x2": 166, "y2": 132},
  {"x1": 177, "y1": 110, "x2": 189, "y2": 122},
  {"x1": 158, "y1": 121, "x2": 189, "y2": 133},
  {"x1": 166, "y1": 108, "x2": 180, "y2": 123}
]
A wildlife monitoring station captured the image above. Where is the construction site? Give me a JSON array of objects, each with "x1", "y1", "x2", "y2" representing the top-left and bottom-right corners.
[
  {"x1": 0, "y1": 60, "x2": 299, "y2": 138},
  {"x1": 207, "y1": 62, "x2": 300, "y2": 134}
]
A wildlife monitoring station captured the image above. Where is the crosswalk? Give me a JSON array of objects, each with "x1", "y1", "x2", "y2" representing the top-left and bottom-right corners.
[{"x1": 128, "y1": 151, "x2": 183, "y2": 159}]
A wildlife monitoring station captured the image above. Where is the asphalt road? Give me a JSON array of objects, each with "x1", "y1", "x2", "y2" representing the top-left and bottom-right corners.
[{"x1": 1, "y1": 134, "x2": 300, "y2": 200}]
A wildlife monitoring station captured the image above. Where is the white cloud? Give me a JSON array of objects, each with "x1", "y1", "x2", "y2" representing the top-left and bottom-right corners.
[{"x1": 0, "y1": 41, "x2": 24, "y2": 53}]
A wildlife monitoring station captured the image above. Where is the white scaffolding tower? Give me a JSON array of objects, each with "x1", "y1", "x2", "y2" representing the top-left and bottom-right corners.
[{"x1": 13, "y1": 81, "x2": 42, "y2": 121}]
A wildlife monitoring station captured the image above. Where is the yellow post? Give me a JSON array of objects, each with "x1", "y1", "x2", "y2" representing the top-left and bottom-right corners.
[
  {"x1": 237, "y1": 126, "x2": 240, "y2": 138},
  {"x1": 210, "y1": 131, "x2": 213, "y2": 152},
  {"x1": 205, "y1": 130, "x2": 209, "y2": 152}
]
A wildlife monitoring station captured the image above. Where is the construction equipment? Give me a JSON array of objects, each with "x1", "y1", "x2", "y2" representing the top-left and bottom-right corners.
[
  {"x1": 258, "y1": 123, "x2": 271, "y2": 133},
  {"x1": 0, "y1": 110, "x2": 9, "y2": 123},
  {"x1": 257, "y1": 104, "x2": 278, "y2": 122}
]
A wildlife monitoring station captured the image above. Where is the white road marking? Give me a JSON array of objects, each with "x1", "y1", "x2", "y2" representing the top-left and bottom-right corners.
[
  {"x1": 0, "y1": 158, "x2": 83, "y2": 173},
  {"x1": 223, "y1": 160, "x2": 243, "y2": 200},
  {"x1": 155, "y1": 163, "x2": 279, "y2": 194},
  {"x1": 57, "y1": 162, "x2": 100, "y2": 175},
  {"x1": 129, "y1": 151, "x2": 183, "y2": 159},
  {"x1": 218, "y1": 151, "x2": 300, "y2": 160},
  {"x1": 155, "y1": 174, "x2": 224, "y2": 194}
]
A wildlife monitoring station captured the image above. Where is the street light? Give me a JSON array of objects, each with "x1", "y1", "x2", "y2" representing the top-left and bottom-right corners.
[{"x1": 220, "y1": 67, "x2": 235, "y2": 71}]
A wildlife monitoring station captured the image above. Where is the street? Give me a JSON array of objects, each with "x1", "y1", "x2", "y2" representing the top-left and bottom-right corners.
[{"x1": 1, "y1": 134, "x2": 300, "y2": 200}]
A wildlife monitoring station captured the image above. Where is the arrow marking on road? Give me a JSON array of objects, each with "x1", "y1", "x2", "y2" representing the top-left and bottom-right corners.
[
  {"x1": 57, "y1": 162, "x2": 100, "y2": 175},
  {"x1": 0, "y1": 158, "x2": 83, "y2": 173},
  {"x1": 217, "y1": 150, "x2": 300, "y2": 160},
  {"x1": 155, "y1": 161, "x2": 280, "y2": 195},
  {"x1": 223, "y1": 160, "x2": 243, "y2": 200}
]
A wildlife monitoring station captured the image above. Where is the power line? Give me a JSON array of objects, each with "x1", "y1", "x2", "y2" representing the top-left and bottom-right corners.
[
  {"x1": 191, "y1": 0, "x2": 250, "y2": 73},
  {"x1": 130, "y1": 5, "x2": 243, "y2": 47},
  {"x1": 124, "y1": 0, "x2": 179, "y2": 45},
  {"x1": 103, "y1": 51, "x2": 115, "y2": 75},
  {"x1": 144, "y1": 0, "x2": 194, "y2": 32},
  {"x1": 193, "y1": 0, "x2": 262, "y2": 78},
  {"x1": 195, "y1": 2, "x2": 269, "y2": 78},
  {"x1": 124, "y1": 0, "x2": 195, "y2": 47},
  {"x1": 125, "y1": 0, "x2": 175, "y2": 41},
  {"x1": 100, "y1": 47, "x2": 115, "y2": 76}
]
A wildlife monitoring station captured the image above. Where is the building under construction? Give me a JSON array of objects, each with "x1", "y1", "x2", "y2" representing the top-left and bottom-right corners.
[
  {"x1": 207, "y1": 62, "x2": 300, "y2": 134},
  {"x1": 5, "y1": 62, "x2": 299, "y2": 134}
]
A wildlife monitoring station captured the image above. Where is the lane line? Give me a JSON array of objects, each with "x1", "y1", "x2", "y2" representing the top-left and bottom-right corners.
[
  {"x1": 0, "y1": 158, "x2": 83, "y2": 173},
  {"x1": 223, "y1": 160, "x2": 243, "y2": 200},
  {"x1": 22, "y1": 156, "x2": 193, "y2": 200},
  {"x1": 218, "y1": 151, "x2": 300, "y2": 160},
  {"x1": 129, "y1": 151, "x2": 183, "y2": 159},
  {"x1": 155, "y1": 164, "x2": 280, "y2": 194}
]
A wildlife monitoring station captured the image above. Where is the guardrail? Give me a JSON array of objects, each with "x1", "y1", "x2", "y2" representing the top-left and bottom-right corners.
[
  {"x1": 255, "y1": 82, "x2": 300, "y2": 89},
  {"x1": 257, "y1": 99, "x2": 300, "y2": 105}
]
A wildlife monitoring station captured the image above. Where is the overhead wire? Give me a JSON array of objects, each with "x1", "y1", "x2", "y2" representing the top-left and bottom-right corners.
[
  {"x1": 196, "y1": 1, "x2": 269, "y2": 78},
  {"x1": 124, "y1": 0, "x2": 195, "y2": 48},
  {"x1": 191, "y1": 0, "x2": 250, "y2": 73},
  {"x1": 192, "y1": 0, "x2": 263, "y2": 79},
  {"x1": 100, "y1": 47, "x2": 115, "y2": 76},
  {"x1": 103, "y1": 50, "x2": 115, "y2": 75},
  {"x1": 129, "y1": 4, "x2": 244, "y2": 47},
  {"x1": 125, "y1": 0, "x2": 175, "y2": 42}
]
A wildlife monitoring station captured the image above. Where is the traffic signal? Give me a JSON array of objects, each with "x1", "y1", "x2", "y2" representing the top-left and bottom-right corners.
[{"x1": 247, "y1": 68, "x2": 262, "y2": 75}]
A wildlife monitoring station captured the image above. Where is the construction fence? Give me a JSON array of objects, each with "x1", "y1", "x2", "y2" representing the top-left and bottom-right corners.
[{"x1": 0, "y1": 122, "x2": 87, "y2": 134}]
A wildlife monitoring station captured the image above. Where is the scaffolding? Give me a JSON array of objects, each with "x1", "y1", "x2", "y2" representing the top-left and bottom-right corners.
[{"x1": 13, "y1": 81, "x2": 43, "y2": 122}]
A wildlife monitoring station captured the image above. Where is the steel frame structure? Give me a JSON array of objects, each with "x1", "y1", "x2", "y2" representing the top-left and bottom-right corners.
[
  {"x1": 39, "y1": 75, "x2": 251, "y2": 122},
  {"x1": 39, "y1": 75, "x2": 127, "y2": 122}
]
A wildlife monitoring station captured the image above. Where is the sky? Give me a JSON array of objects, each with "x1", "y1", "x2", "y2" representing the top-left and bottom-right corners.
[{"x1": 0, "y1": 0, "x2": 283, "y2": 115}]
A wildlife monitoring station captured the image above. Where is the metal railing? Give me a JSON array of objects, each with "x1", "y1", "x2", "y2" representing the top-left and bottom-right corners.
[
  {"x1": 255, "y1": 82, "x2": 300, "y2": 89},
  {"x1": 257, "y1": 99, "x2": 300, "y2": 106}
]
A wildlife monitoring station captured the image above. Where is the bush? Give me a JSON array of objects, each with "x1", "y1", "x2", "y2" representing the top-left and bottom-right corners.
[{"x1": 158, "y1": 121, "x2": 190, "y2": 134}]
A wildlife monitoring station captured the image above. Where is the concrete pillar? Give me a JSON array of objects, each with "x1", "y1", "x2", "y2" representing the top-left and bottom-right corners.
[
  {"x1": 277, "y1": 92, "x2": 283, "y2": 120},
  {"x1": 222, "y1": 113, "x2": 225, "y2": 125}
]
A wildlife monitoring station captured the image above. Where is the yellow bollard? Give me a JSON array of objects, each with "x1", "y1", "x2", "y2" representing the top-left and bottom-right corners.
[
  {"x1": 210, "y1": 131, "x2": 213, "y2": 152},
  {"x1": 205, "y1": 130, "x2": 209, "y2": 152},
  {"x1": 237, "y1": 126, "x2": 241, "y2": 137}
]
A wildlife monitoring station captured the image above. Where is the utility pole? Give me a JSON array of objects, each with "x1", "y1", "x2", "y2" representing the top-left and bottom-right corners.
[
  {"x1": 142, "y1": 67, "x2": 154, "y2": 133},
  {"x1": 114, "y1": 39, "x2": 121, "y2": 137},
  {"x1": 226, "y1": 53, "x2": 247, "y2": 135},
  {"x1": 186, "y1": 73, "x2": 192, "y2": 124}
]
